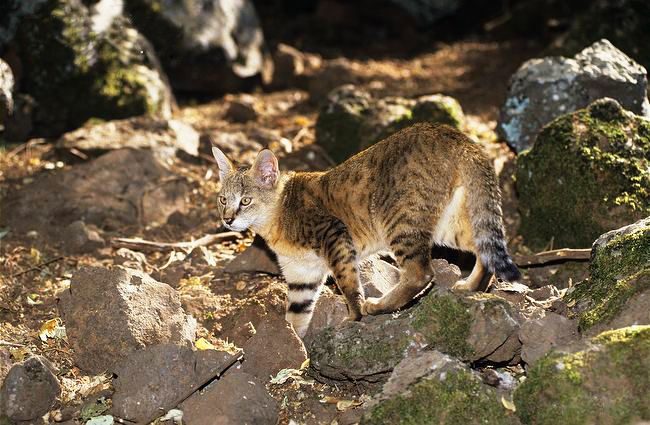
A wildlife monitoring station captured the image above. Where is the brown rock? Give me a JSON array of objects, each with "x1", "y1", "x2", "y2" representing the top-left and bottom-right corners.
[
  {"x1": 303, "y1": 287, "x2": 349, "y2": 347},
  {"x1": 114, "y1": 248, "x2": 148, "y2": 271},
  {"x1": 111, "y1": 344, "x2": 238, "y2": 423},
  {"x1": 3, "y1": 149, "x2": 188, "y2": 238},
  {"x1": 180, "y1": 371, "x2": 278, "y2": 425},
  {"x1": 242, "y1": 319, "x2": 307, "y2": 380},
  {"x1": 224, "y1": 236, "x2": 280, "y2": 275},
  {"x1": 519, "y1": 312, "x2": 579, "y2": 365},
  {"x1": 225, "y1": 95, "x2": 259, "y2": 123},
  {"x1": 61, "y1": 220, "x2": 105, "y2": 254},
  {"x1": 0, "y1": 349, "x2": 12, "y2": 384},
  {"x1": 58, "y1": 266, "x2": 196, "y2": 373},
  {"x1": 0, "y1": 356, "x2": 61, "y2": 422},
  {"x1": 359, "y1": 255, "x2": 400, "y2": 298}
]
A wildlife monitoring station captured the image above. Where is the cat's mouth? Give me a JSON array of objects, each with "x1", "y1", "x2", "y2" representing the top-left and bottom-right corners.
[{"x1": 223, "y1": 221, "x2": 248, "y2": 232}]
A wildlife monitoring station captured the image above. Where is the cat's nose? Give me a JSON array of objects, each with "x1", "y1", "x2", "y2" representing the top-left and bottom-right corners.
[{"x1": 224, "y1": 217, "x2": 235, "y2": 225}]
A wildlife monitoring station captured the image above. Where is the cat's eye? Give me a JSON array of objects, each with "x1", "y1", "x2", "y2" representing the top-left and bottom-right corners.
[
  {"x1": 240, "y1": 197, "x2": 252, "y2": 206},
  {"x1": 218, "y1": 196, "x2": 227, "y2": 205}
]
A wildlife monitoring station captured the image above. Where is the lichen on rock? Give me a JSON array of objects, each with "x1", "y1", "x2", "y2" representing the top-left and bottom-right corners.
[
  {"x1": 516, "y1": 98, "x2": 650, "y2": 250},
  {"x1": 514, "y1": 325, "x2": 650, "y2": 425}
]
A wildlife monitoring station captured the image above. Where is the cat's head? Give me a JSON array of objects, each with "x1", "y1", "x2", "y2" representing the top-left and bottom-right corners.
[{"x1": 212, "y1": 147, "x2": 281, "y2": 232}]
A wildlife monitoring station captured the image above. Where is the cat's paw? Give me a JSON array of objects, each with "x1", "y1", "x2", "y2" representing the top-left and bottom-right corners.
[
  {"x1": 361, "y1": 297, "x2": 383, "y2": 315},
  {"x1": 451, "y1": 279, "x2": 471, "y2": 292}
]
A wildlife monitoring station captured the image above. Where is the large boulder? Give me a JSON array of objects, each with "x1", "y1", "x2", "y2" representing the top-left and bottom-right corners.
[
  {"x1": 516, "y1": 98, "x2": 650, "y2": 249},
  {"x1": 309, "y1": 288, "x2": 522, "y2": 383},
  {"x1": 0, "y1": 356, "x2": 61, "y2": 422},
  {"x1": 499, "y1": 39, "x2": 650, "y2": 152},
  {"x1": 362, "y1": 351, "x2": 518, "y2": 425},
  {"x1": 514, "y1": 326, "x2": 650, "y2": 424},
  {"x1": 567, "y1": 218, "x2": 650, "y2": 332},
  {"x1": 3, "y1": 148, "x2": 188, "y2": 239},
  {"x1": 0, "y1": 58, "x2": 13, "y2": 129},
  {"x1": 316, "y1": 85, "x2": 464, "y2": 163},
  {"x1": 58, "y1": 266, "x2": 197, "y2": 373},
  {"x1": 125, "y1": 0, "x2": 271, "y2": 95},
  {"x1": 1, "y1": 0, "x2": 173, "y2": 139}
]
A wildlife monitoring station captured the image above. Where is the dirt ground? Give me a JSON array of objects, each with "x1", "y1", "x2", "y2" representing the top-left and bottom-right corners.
[{"x1": 0, "y1": 38, "x2": 549, "y2": 423}]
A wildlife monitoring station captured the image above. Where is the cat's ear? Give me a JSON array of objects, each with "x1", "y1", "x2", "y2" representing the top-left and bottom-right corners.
[
  {"x1": 252, "y1": 149, "x2": 279, "y2": 188},
  {"x1": 212, "y1": 146, "x2": 234, "y2": 181}
]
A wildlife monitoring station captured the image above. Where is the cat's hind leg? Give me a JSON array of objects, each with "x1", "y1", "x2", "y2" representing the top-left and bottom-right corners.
[{"x1": 362, "y1": 230, "x2": 434, "y2": 315}]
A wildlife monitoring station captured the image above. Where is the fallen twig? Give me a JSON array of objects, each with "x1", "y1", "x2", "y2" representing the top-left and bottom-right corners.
[
  {"x1": 11, "y1": 256, "x2": 65, "y2": 278},
  {"x1": 514, "y1": 248, "x2": 591, "y2": 268},
  {"x1": 111, "y1": 232, "x2": 242, "y2": 253},
  {"x1": 0, "y1": 339, "x2": 26, "y2": 347}
]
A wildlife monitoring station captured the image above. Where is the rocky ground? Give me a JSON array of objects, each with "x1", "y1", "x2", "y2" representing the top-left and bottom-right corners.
[{"x1": 1, "y1": 1, "x2": 650, "y2": 424}]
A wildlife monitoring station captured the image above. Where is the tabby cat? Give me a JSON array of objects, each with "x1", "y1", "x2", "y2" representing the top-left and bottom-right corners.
[{"x1": 213, "y1": 123, "x2": 520, "y2": 336}]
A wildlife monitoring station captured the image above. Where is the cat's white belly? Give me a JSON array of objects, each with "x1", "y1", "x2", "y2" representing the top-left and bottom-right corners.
[
  {"x1": 277, "y1": 250, "x2": 330, "y2": 283},
  {"x1": 433, "y1": 186, "x2": 465, "y2": 248}
]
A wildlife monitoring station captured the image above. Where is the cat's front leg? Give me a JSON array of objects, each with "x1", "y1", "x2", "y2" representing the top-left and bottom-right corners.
[{"x1": 278, "y1": 255, "x2": 328, "y2": 337}]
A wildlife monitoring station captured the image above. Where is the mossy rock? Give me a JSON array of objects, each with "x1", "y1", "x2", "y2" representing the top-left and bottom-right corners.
[
  {"x1": 514, "y1": 325, "x2": 650, "y2": 425},
  {"x1": 551, "y1": 0, "x2": 650, "y2": 71},
  {"x1": 516, "y1": 98, "x2": 650, "y2": 250},
  {"x1": 363, "y1": 351, "x2": 518, "y2": 425},
  {"x1": 308, "y1": 290, "x2": 520, "y2": 383},
  {"x1": 315, "y1": 85, "x2": 465, "y2": 163},
  {"x1": 566, "y1": 217, "x2": 650, "y2": 331},
  {"x1": 9, "y1": 0, "x2": 172, "y2": 138}
]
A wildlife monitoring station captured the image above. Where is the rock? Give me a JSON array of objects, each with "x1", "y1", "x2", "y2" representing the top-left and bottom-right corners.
[
  {"x1": 224, "y1": 235, "x2": 280, "y2": 275},
  {"x1": 125, "y1": 0, "x2": 271, "y2": 95},
  {"x1": 362, "y1": 351, "x2": 518, "y2": 425},
  {"x1": 225, "y1": 95, "x2": 259, "y2": 123},
  {"x1": 0, "y1": 59, "x2": 13, "y2": 129},
  {"x1": 411, "y1": 94, "x2": 465, "y2": 129},
  {"x1": 308, "y1": 59, "x2": 362, "y2": 102},
  {"x1": 111, "y1": 344, "x2": 237, "y2": 424},
  {"x1": 206, "y1": 131, "x2": 263, "y2": 167},
  {"x1": 0, "y1": 350, "x2": 11, "y2": 385},
  {"x1": 3, "y1": 149, "x2": 188, "y2": 238},
  {"x1": 180, "y1": 371, "x2": 278, "y2": 425},
  {"x1": 359, "y1": 255, "x2": 400, "y2": 297},
  {"x1": 516, "y1": 98, "x2": 650, "y2": 249},
  {"x1": 528, "y1": 285, "x2": 560, "y2": 301},
  {"x1": 58, "y1": 266, "x2": 196, "y2": 373},
  {"x1": 4, "y1": 0, "x2": 173, "y2": 138},
  {"x1": 519, "y1": 312, "x2": 579, "y2": 365},
  {"x1": 566, "y1": 217, "x2": 650, "y2": 332},
  {"x1": 316, "y1": 85, "x2": 465, "y2": 162},
  {"x1": 57, "y1": 117, "x2": 199, "y2": 157},
  {"x1": 0, "y1": 356, "x2": 61, "y2": 422},
  {"x1": 241, "y1": 319, "x2": 307, "y2": 381},
  {"x1": 551, "y1": 0, "x2": 650, "y2": 71},
  {"x1": 61, "y1": 220, "x2": 105, "y2": 254},
  {"x1": 308, "y1": 289, "x2": 522, "y2": 383},
  {"x1": 514, "y1": 326, "x2": 650, "y2": 424},
  {"x1": 303, "y1": 287, "x2": 349, "y2": 347},
  {"x1": 271, "y1": 43, "x2": 321, "y2": 89},
  {"x1": 2, "y1": 93, "x2": 35, "y2": 142},
  {"x1": 499, "y1": 39, "x2": 650, "y2": 152}
]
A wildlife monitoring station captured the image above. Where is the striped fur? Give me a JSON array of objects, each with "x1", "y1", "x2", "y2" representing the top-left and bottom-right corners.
[{"x1": 213, "y1": 123, "x2": 520, "y2": 335}]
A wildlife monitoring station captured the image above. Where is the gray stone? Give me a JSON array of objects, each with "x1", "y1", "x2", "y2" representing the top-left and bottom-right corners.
[
  {"x1": 224, "y1": 235, "x2": 280, "y2": 275},
  {"x1": 519, "y1": 312, "x2": 579, "y2": 365},
  {"x1": 58, "y1": 266, "x2": 196, "y2": 373},
  {"x1": 499, "y1": 39, "x2": 650, "y2": 152},
  {"x1": 0, "y1": 356, "x2": 60, "y2": 422},
  {"x1": 61, "y1": 221, "x2": 105, "y2": 254},
  {"x1": 225, "y1": 95, "x2": 258, "y2": 123},
  {"x1": 111, "y1": 344, "x2": 237, "y2": 424},
  {"x1": 125, "y1": 0, "x2": 271, "y2": 94},
  {"x1": 0, "y1": 59, "x2": 13, "y2": 128},
  {"x1": 180, "y1": 371, "x2": 278, "y2": 425}
]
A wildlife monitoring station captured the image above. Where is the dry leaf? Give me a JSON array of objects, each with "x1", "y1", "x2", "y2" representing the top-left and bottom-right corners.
[
  {"x1": 30, "y1": 247, "x2": 41, "y2": 264},
  {"x1": 195, "y1": 338, "x2": 217, "y2": 350},
  {"x1": 300, "y1": 358, "x2": 310, "y2": 370},
  {"x1": 501, "y1": 396, "x2": 516, "y2": 412},
  {"x1": 336, "y1": 399, "x2": 363, "y2": 411},
  {"x1": 10, "y1": 346, "x2": 31, "y2": 362},
  {"x1": 39, "y1": 318, "x2": 66, "y2": 342}
]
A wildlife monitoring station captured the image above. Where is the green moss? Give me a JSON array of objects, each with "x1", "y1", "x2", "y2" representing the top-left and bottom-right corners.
[
  {"x1": 516, "y1": 100, "x2": 650, "y2": 250},
  {"x1": 412, "y1": 293, "x2": 474, "y2": 359},
  {"x1": 514, "y1": 325, "x2": 650, "y2": 425},
  {"x1": 567, "y1": 221, "x2": 650, "y2": 329},
  {"x1": 411, "y1": 95, "x2": 464, "y2": 129},
  {"x1": 364, "y1": 369, "x2": 517, "y2": 425}
]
